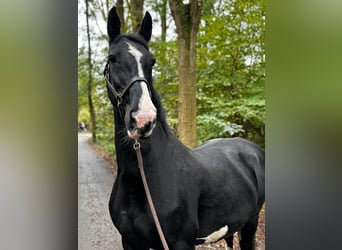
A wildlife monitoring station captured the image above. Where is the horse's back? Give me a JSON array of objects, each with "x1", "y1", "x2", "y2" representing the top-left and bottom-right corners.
[
  {"x1": 195, "y1": 137, "x2": 264, "y2": 173},
  {"x1": 194, "y1": 137, "x2": 264, "y2": 169},
  {"x1": 196, "y1": 137, "x2": 263, "y2": 155},
  {"x1": 192, "y1": 137, "x2": 265, "y2": 235},
  {"x1": 194, "y1": 137, "x2": 264, "y2": 202}
]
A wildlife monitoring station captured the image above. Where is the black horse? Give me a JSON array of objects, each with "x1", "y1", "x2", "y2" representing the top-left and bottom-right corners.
[{"x1": 105, "y1": 7, "x2": 265, "y2": 250}]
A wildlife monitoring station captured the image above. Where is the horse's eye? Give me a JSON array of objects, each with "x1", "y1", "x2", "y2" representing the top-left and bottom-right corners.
[{"x1": 108, "y1": 56, "x2": 117, "y2": 63}]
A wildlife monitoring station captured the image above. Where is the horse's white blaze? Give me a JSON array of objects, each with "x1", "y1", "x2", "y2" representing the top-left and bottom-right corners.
[
  {"x1": 126, "y1": 41, "x2": 156, "y2": 130},
  {"x1": 132, "y1": 82, "x2": 156, "y2": 128},
  {"x1": 126, "y1": 42, "x2": 144, "y2": 77},
  {"x1": 197, "y1": 225, "x2": 229, "y2": 244}
]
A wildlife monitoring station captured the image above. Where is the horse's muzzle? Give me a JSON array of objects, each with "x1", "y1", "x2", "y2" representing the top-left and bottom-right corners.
[
  {"x1": 127, "y1": 80, "x2": 157, "y2": 139},
  {"x1": 128, "y1": 120, "x2": 156, "y2": 139}
]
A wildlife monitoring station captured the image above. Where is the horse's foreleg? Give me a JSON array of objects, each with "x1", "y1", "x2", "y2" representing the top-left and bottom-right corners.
[
  {"x1": 172, "y1": 240, "x2": 196, "y2": 250},
  {"x1": 122, "y1": 237, "x2": 149, "y2": 250}
]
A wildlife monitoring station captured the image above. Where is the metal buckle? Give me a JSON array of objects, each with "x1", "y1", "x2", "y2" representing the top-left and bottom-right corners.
[
  {"x1": 133, "y1": 140, "x2": 140, "y2": 150},
  {"x1": 117, "y1": 95, "x2": 123, "y2": 106}
]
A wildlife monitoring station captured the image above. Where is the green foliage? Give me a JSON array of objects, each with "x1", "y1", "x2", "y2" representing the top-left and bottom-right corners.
[
  {"x1": 196, "y1": 0, "x2": 265, "y2": 146},
  {"x1": 150, "y1": 38, "x2": 179, "y2": 131},
  {"x1": 152, "y1": 0, "x2": 265, "y2": 147},
  {"x1": 92, "y1": 76, "x2": 115, "y2": 156},
  {"x1": 78, "y1": 48, "x2": 89, "y2": 121},
  {"x1": 197, "y1": 114, "x2": 245, "y2": 142},
  {"x1": 78, "y1": 45, "x2": 116, "y2": 157}
]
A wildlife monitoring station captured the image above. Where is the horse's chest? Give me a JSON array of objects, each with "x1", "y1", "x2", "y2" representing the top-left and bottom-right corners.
[
  {"x1": 115, "y1": 202, "x2": 157, "y2": 242},
  {"x1": 112, "y1": 184, "x2": 155, "y2": 239}
]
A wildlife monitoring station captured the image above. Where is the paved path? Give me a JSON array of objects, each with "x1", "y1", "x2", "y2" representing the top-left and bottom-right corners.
[{"x1": 78, "y1": 133, "x2": 123, "y2": 250}]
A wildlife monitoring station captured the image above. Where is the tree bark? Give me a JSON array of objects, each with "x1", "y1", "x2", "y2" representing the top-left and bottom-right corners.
[
  {"x1": 169, "y1": 0, "x2": 202, "y2": 148},
  {"x1": 85, "y1": 0, "x2": 97, "y2": 142},
  {"x1": 160, "y1": 0, "x2": 167, "y2": 42},
  {"x1": 116, "y1": 0, "x2": 125, "y2": 32},
  {"x1": 130, "y1": 0, "x2": 144, "y2": 32}
]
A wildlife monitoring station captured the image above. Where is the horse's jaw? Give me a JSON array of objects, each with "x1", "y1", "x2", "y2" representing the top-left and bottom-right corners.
[{"x1": 127, "y1": 122, "x2": 156, "y2": 139}]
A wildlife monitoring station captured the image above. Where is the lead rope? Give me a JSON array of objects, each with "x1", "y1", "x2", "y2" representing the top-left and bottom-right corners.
[{"x1": 133, "y1": 140, "x2": 170, "y2": 250}]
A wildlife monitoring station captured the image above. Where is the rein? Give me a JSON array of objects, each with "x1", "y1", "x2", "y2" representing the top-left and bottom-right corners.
[{"x1": 133, "y1": 140, "x2": 170, "y2": 250}]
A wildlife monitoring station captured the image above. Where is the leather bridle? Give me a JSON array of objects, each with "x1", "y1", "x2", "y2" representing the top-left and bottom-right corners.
[{"x1": 103, "y1": 62, "x2": 150, "y2": 118}]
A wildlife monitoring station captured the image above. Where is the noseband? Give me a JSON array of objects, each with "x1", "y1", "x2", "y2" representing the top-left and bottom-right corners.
[{"x1": 104, "y1": 62, "x2": 150, "y2": 118}]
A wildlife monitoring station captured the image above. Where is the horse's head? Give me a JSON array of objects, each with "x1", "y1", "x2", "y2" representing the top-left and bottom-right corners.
[{"x1": 105, "y1": 7, "x2": 157, "y2": 140}]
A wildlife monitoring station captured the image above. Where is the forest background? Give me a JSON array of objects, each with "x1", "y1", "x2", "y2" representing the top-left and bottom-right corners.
[{"x1": 78, "y1": 0, "x2": 265, "y2": 157}]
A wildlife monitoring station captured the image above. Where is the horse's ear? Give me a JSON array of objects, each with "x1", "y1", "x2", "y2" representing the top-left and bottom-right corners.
[
  {"x1": 138, "y1": 11, "x2": 152, "y2": 42},
  {"x1": 107, "y1": 7, "x2": 121, "y2": 42}
]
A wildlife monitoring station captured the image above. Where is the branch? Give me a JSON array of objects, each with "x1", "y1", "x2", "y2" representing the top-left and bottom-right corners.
[{"x1": 168, "y1": 0, "x2": 184, "y2": 34}]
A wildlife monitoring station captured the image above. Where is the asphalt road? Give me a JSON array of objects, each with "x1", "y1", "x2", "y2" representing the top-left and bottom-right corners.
[{"x1": 78, "y1": 133, "x2": 123, "y2": 250}]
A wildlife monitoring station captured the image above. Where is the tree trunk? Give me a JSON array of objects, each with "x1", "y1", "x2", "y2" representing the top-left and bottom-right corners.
[
  {"x1": 85, "y1": 0, "x2": 97, "y2": 142},
  {"x1": 130, "y1": 0, "x2": 144, "y2": 32},
  {"x1": 116, "y1": 0, "x2": 125, "y2": 32},
  {"x1": 160, "y1": 0, "x2": 167, "y2": 42},
  {"x1": 169, "y1": 0, "x2": 202, "y2": 148}
]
